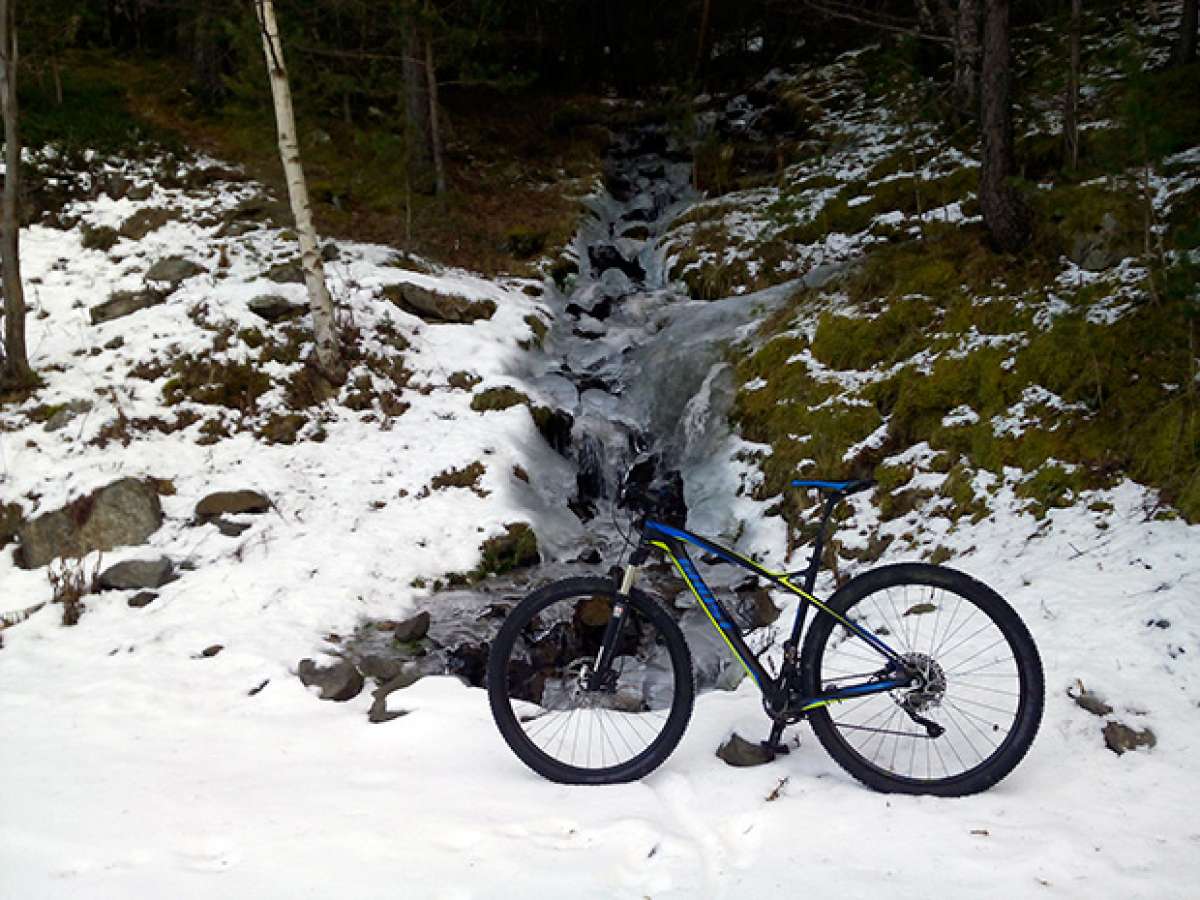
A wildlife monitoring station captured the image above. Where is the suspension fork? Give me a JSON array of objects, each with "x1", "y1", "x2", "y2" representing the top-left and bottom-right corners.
[
  {"x1": 592, "y1": 543, "x2": 649, "y2": 684},
  {"x1": 592, "y1": 563, "x2": 636, "y2": 682}
]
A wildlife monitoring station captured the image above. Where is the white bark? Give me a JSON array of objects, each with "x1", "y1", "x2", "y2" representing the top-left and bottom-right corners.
[{"x1": 254, "y1": 0, "x2": 343, "y2": 380}]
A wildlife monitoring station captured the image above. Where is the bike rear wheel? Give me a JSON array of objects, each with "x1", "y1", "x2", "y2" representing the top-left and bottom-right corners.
[
  {"x1": 487, "y1": 577, "x2": 694, "y2": 784},
  {"x1": 801, "y1": 563, "x2": 1043, "y2": 796}
]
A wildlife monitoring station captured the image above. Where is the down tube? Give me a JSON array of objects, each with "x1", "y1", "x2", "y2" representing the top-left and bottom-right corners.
[{"x1": 665, "y1": 545, "x2": 773, "y2": 690}]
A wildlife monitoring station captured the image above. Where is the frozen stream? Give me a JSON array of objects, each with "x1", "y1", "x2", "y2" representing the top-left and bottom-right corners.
[{"x1": 349, "y1": 124, "x2": 842, "y2": 691}]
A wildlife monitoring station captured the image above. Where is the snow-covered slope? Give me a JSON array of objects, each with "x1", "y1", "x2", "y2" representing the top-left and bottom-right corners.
[{"x1": 3, "y1": 32, "x2": 1200, "y2": 900}]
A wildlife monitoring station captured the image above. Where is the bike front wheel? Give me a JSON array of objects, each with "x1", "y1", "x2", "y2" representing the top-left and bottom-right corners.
[
  {"x1": 486, "y1": 577, "x2": 694, "y2": 784},
  {"x1": 800, "y1": 563, "x2": 1044, "y2": 796}
]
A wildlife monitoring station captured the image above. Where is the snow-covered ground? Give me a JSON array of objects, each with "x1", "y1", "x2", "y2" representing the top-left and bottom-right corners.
[{"x1": 4, "y1": 28, "x2": 1200, "y2": 893}]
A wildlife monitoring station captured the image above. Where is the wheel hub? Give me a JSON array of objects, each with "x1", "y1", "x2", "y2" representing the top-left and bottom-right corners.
[{"x1": 900, "y1": 652, "x2": 947, "y2": 712}]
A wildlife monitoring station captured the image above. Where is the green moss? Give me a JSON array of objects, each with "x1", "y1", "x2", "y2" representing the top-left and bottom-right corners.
[
  {"x1": 1016, "y1": 464, "x2": 1086, "y2": 518},
  {"x1": 470, "y1": 387, "x2": 529, "y2": 412},
  {"x1": 811, "y1": 297, "x2": 938, "y2": 370},
  {"x1": 448, "y1": 371, "x2": 482, "y2": 391},
  {"x1": 469, "y1": 523, "x2": 540, "y2": 581},
  {"x1": 430, "y1": 461, "x2": 488, "y2": 495},
  {"x1": 505, "y1": 227, "x2": 548, "y2": 259}
]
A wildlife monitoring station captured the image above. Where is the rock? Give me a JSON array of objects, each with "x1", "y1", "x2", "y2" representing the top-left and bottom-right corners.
[
  {"x1": 102, "y1": 175, "x2": 132, "y2": 200},
  {"x1": 393, "y1": 611, "x2": 431, "y2": 642},
  {"x1": 1069, "y1": 212, "x2": 1138, "y2": 272},
  {"x1": 145, "y1": 256, "x2": 205, "y2": 288},
  {"x1": 381, "y1": 282, "x2": 497, "y2": 324},
  {"x1": 588, "y1": 244, "x2": 645, "y2": 281},
  {"x1": 17, "y1": 478, "x2": 164, "y2": 569},
  {"x1": 1073, "y1": 688, "x2": 1113, "y2": 717},
  {"x1": 532, "y1": 407, "x2": 573, "y2": 454},
  {"x1": 195, "y1": 490, "x2": 271, "y2": 521},
  {"x1": 98, "y1": 556, "x2": 175, "y2": 591},
  {"x1": 264, "y1": 261, "x2": 305, "y2": 284},
  {"x1": 222, "y1": 195, "x2": 284, "y2": 227},
  {"x1": 575, "y1": 548, "x2": 603, "y2": 565},
  {"x1": 716, "y1": 732, "x2": 775, "y2": 767},
  {"x1": 200, "y1": 644, "x2": 224, "y2": 658},
  {"x1": 80, "y1": 224, "x2": 119, "y2": 252},
  {"x1": 0, "y1": 502, "x2": 23, "y2": 551},
  {"x1": 298, "y1": 658, "x2": 365, "y2": 701},
  {"x1": 210, "y1": 516, "x2": 251, "y2": 538},
  {"x1": 359, "y1": 653, "x2": 406, "y2": 683},
  {"x1": 1103, "y1": 721, "x2": 1156, "y2": 754},
  {"x1": 126, "y1": 183, "x2": 154, "y2": 202},
  {"x1": 42, "y1": 400, "x2": 93, "y2": 433},
  {"x1": 320, "y1": 242, "x2": 340, "y2": 262},
  {"x1": 90, "y1": 289, "x2": 165, "y2": 325},
  {"x1": 119, "y1": 207, "x2": 178, "y2": 241},
  {"x1": 248, "y1": 294, "x2": 305, "y2": 322},
  {"x1": 368, "y1": 670, "x2": 418, "y2": 723},
  {"x1": 128, "y1": 591, "x2": 157, "y2": 608}
]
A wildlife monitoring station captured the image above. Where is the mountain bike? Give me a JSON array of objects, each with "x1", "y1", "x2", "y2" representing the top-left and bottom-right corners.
[{"x1": 486, "y1": 478, "x2": 1044, "y2": 795}]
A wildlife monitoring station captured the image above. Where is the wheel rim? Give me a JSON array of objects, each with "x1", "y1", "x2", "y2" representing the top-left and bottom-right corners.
[
  {"x1": 497, "y1": 591, "x2": 680, "y2": 773},
  {"x1": 817, "y1": 582, "x2": 1027, "y2": 784}
]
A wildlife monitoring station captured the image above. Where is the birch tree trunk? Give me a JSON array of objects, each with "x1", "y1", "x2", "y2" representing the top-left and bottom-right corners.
[
  {"x1": 0, "y1": 0, "x2": 32, "y2": 385},
  {"x1": 253, "y1": 0, "x2": 344, "y2": 382},
  {"x1": 979, "y1": 0, "x2": 1029, "y2": 253},
  {"x1": 1063, "y1": 0, "x2": 1081, "y2": 171}
]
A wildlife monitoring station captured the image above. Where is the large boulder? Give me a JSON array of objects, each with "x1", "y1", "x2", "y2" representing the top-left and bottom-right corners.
[
  {"x1": 16, "y1": 478, "x2": 164, "y2": 569},
  {"x1": 145, "y1": 256, "x2": 205, "y2": 289},
  {"x1": 119, "y1": 207, "x2": 179, "y2": 241},
  {"x1": 382, "y1": 282, "x2": 496, "y2": 324},
  {"x1": 248, "y1": 294, "x2": 305, "y2": 322},
  {"x1": 98, "y1": 556, "x2": 176, "y2": 591},
  {"x1": 264, "y1": 261, "x2": 305, "y2": 284},
  {"x1": 1069, "y1": 212, "x2": 1139, "y2": 272},
  {"x1": 297, "y1": 658, "x2": 364, "y2": 702},
  {"x1": 90, "y1": 290, "x2": 165, "y2": 325}
]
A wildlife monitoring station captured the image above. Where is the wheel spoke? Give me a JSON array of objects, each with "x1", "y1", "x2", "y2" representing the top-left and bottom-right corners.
[{"x1": 813, "y1": 576, "x2": 1041, "y2": 791}]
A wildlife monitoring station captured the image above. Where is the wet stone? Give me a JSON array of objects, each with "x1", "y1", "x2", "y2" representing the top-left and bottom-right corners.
[
  {"x1": 393, "y1": 611, "x2": 431, "y2": 643},
  {"x1": 717, "y1": 732, "x2": 774, "y2": 767}
]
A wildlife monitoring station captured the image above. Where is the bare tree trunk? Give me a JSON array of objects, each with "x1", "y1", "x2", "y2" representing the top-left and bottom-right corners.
[
  {"x1": 1063, "y1": 0, "x2": 1081, "y2": 171},
  {"x1": 953, "y1": 0, "x2": 981, "y2": 120},
  {"x1": 695, "y1": 0, "x2": 714, "y2": 81},
  {"x1": 979, "y1": 0, "x2": 1029, "y2": 253},
  {"x1": 403, "y1": 19, "x2": 434, "y2": 195},
  {"x1": 424, "y1": 31, "x2": 445, "y2": 196},
  {"x1": 0, "y1": 0, "x2": 31, "y2": 385},
  {"x1": 253, "y1": 0, "x2": 344, "y2": 382},
  {"x1": 1172, "y1": 0, "x2": 1197, "y2": 66},
  {"x1": 1145, "y1": 0, "x2": 1159, "y2": 22}
]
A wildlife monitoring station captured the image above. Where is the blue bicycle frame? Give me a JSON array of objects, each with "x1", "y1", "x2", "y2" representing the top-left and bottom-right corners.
[{"x1": 633, "y1": 517, "x2": 912, "y2": 713}]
